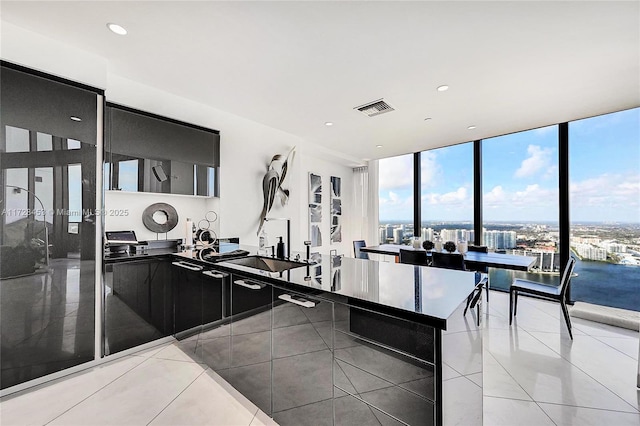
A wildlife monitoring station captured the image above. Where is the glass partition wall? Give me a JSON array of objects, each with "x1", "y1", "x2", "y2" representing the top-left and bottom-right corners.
[{"x1": 0, "y1": 64, "x2": 101, "y2": 390}]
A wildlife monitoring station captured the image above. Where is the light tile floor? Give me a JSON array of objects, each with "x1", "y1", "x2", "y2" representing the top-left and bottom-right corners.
[
  {"x1": 0, "y1": 343, "x2": 276, "y2": 426},
  {"x1": 482, "y1": 291, "x2": 640, "y2": 426},
  {"x1": 1, "y1": 291, "x2": 638, "y2": 426}
]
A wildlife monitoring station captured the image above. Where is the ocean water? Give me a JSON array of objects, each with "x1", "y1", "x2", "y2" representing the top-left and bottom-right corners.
[{"x1": 488, "y1": 259, "x2": 640, "y2": 312}]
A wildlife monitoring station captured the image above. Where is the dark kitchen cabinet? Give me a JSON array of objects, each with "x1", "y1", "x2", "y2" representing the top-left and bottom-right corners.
[
  {"x1": 221, "y1": 272, "x2": 274, "y2": 415},
  {"x1": 271, "y1": 289, "x2": 334, "y2": 421},
  {"x1": 104, "y1": 104, "x2": 220, "y2": 196},
  {"x1": 202, "y1": 270, "x2": 227, "y2": 325},
  {"x1": 172, "y1": 261, "x2": 204, "y2": 334},
  {"x1": 230, "y1": 273, "x2": 273, "y2": 317},
  {"x1": 172, "y1": 261, "x2": 227, "y2": 336},
  {"x1": 106, "y1": 258, "x2": 172, "y2": 354}
]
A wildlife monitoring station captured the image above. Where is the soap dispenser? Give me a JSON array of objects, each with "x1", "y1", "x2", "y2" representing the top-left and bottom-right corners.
[{"x1": 276, "y1": 236, "x2": 285, "y2": 259}]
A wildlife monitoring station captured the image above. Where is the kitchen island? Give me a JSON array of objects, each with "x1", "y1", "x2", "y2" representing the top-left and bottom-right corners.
[{"x1": 172, "y1": 247, "x2": 483, "y2": 426}]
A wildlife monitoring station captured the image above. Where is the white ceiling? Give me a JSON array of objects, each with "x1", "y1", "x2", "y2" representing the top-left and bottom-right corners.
[{"x1": 2, "y1": 1, "x2": 639, "y2": 162}]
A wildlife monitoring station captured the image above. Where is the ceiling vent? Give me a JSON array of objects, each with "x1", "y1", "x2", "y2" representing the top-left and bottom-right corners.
[{"x1": 354, "y1": 99, "x2": 395, "y2": 117}]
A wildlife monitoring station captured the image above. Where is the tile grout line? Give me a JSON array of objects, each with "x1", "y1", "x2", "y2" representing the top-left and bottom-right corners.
[
  {"x1": 484, "y1": 342, "x2": 537, "y2": 404},
  {"x1": 43, "y1": 355, "x2": 154, "y2": 425},
  {"x1": 532, "y1": 400, "x2": 560, "y2": 425},
  {"x1": 533, "y1": 398, "x2": 640, "y2": 414},
  {"x1": 486, "y1": 297, "x2": 640, "y2": 415},
  {"x1": 525, "y1": 327, "x2": 640, "y2": 414},
  {"x1": 589, "y1": 333, "x2": 639, "y2": 362},
  {"x1": 483, "y1": 395, "x2": 559, "y2": 426},
  {"x1": 145, "y1": 367, "x2": 210, "y2": 426}
]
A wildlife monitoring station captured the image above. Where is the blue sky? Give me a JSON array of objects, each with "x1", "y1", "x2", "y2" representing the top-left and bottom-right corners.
[{"x1": 379, "y1": 107, "x2": 640, "y2": 223}]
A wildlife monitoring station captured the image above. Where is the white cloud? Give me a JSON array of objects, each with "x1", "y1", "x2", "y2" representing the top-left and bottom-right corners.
[
  {"x1": 379, "y1": 155, "x2": 413, "y2": 190},
  {"x1": 484, "y1": 185, "x2": 506, "y2": 207},
  {"x1": 570, "y1": 172, "x2": 640, "y2": 210},
  {"x1": 515, "y1": 145, "x2": 555, "y2": 178},
  {"x1": 481, "y1": 172, "x2": 639, "y2": 221},
  {"x1": 483, "y1": 184, "x2": 557, "y2": 211},
  {"x1": 422, "y1": 187, "x2": 470, "y2": 206},
  {"x1": 512, "y1": 184, "x2": 556, "y2": 207},
  {"x1": 420, "y1": 151, "x2": 440, "y2": 188}
]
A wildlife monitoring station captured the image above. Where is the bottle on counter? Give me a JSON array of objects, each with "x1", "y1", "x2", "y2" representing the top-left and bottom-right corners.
[
  {"x1": 185, "y1": 218, "x2": 193, "y2": 248},
  {"x1": 259, "y1": 228, "x2": 269, "y2": 255},
  {"x1": 276, "y1": 236, "x2": 285, "y2": 259}
]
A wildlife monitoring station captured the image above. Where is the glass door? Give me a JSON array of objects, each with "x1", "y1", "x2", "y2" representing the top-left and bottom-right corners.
[{"x1": 0, "y1": 65, "x2": 100, "y2": 390}]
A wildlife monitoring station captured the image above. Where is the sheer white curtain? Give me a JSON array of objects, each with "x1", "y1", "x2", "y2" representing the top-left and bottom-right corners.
[{"x1": 352, "y1": 160, "x2": 379, "y2": 255}]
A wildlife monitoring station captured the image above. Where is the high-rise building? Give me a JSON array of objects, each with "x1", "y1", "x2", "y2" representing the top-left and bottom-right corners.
[
  {"x1": 422, "y1": 227, "x2": 434, "y2": 242},
  {"x1": 379, "y1": 228, "x2": 387, "y2": 244},
  {"x1": 385, "y1": 224, "x2": 394, "y2": 239},
  {"x1": 484, "y1": 230, "x2": 517, "y2": 250},
  {"x1": 393, "y1": 227, "x2": 404, "y2": 244},
  {"x1": 573, "y1": 243, "x2": 607, "y2": 261}
]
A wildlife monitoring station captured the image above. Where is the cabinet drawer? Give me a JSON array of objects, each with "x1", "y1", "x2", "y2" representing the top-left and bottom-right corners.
[{"x1": 230, "y1": 274, "x2": 272, "y2": 316}]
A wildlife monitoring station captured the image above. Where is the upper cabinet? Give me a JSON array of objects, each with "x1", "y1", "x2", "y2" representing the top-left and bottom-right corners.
[{"x1": 104, "y1": 104, "x2": 220, "y2": 196}]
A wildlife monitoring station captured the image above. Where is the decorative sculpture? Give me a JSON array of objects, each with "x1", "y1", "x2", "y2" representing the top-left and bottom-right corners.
[
  {"x1": 444, "y1": 241, "x2": 457, "y2": 253},
  {"x1": 422, "y1": 240, "x2": 435, "y2": 251},
  {"x1": 258, "y1": 146, "x2": 296, "y2": 235}
]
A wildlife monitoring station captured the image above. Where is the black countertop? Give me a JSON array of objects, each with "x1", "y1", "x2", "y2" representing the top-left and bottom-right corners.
[
  {"x1": 104, "y1": 247, "x2": 178, "y2": 263},
  {"x1": 174, "y1": 245, "x2": 479, "y2": 329}
]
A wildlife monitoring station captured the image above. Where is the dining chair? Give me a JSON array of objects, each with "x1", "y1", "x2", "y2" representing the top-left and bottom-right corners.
[
  {"x1": 465, "y1": 274, "x2": 488, "y2": 326},
  {"x1": 509, "y1": 256, "x2": 576, "y2": 339},
  {"x1": 466, "y1": 245, "x2": 490, "y2": 303},
  {"x1": 431, "y1": 252, "x2": 483, "y2": 325},
  {"x1": 399, "y1": 249, "x2": 429, "y2": 266},
  {"x1": 431, "y1": 252, "x2": 465, "y2": 270},
  {"x1": 353, "y1": 240, "x2": 369, "y2": 260}
]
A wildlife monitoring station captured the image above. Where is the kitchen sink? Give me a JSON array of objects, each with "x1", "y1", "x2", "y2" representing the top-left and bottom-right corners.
[{"x1": 223, "y1": 256, "x2": 307, "y2": 273}]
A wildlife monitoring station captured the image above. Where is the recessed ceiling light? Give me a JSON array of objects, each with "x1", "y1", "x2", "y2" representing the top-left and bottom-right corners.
[
  {"x1": 437, "y1": 85, "x2": 449, "y2": 92},
  {"x1": 107, "y1": 23, "x2": 127, "y2": 35},
  {"x1": 325, "y1": 122, "x2": 333, "y2": 126},
  {"x1": 376, "y1": 145, "x2": 383, "y2": 148},
  {"x1": 468, "y1": 125, "x2": 477, "y2": 130},
  {"x1": 70, "y1": 116, "x2": 82, "y2": 122}
]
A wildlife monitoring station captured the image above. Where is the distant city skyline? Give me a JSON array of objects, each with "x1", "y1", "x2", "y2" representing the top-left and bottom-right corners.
[{"x1": 379, "y1": 108, "x2": 639, "y2": 224}]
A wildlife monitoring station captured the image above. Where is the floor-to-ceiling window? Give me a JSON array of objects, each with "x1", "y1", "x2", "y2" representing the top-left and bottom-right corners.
[
  {"x1": 378, "y1": 153, "x2": 413, "y2": 245},
  {"x1": 420, "y1": 143, "x2": 474, "y2": 247},
  {"x1": 568, "y1": 108, "x2": 640, "y2": 311},
  {"x1": 481, "y1": 125, "x2": 560, "y2": 290},
  {"x1": 375, "y1": 111, "x2": 636, "y2": 311}
]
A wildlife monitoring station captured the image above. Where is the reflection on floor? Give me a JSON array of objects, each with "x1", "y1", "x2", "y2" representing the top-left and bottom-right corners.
[
  {"x1": 483, "y1": 291, "x2": 640, "y2": 425},
  {"x1": 175, "y1": 299, "x2": 480, "y2": 426},
  {"x1": 0, "y1": 342, "x2": 273, "y2": 426},
  {"x1": 0, "y1": 258, "x2": 95, "y2": 389},
  {"x1": 1, "y1": 292, "x2": 638, "y2": 425},
  {"x1": 103, "y1": 272, "x2": 164, "y2": 355}
]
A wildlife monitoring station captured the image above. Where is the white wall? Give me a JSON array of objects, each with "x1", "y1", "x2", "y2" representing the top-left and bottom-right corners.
[
  {"x1": 104, "y1": 191, "x2": 220, "y2": 242},
  {"x1": 2, "y1": 22, "x2": 363, "y2": 255},
  {"x1": 295, "y1": 153, "x2": 354, "y2": 257}
]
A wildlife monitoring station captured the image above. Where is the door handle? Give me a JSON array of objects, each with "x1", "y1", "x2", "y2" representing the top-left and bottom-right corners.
[
  {"x1": 202, "y1": 270, "x2": 225, "y2": 279},
  {"x1": 278, "y1": 294, "x2": 316, "y2": 308},
  {"x1": 233, "y1": 280, "x2": 264, "y2": 290},
  {"x1": 172, "y1": 261, "x2": 203, "y2": 271}
]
